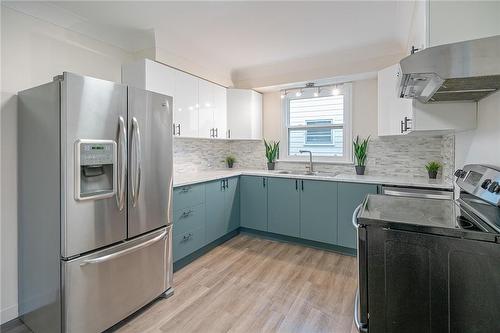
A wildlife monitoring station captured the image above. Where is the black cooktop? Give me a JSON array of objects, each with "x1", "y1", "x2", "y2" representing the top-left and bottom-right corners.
[{"x1": 358, "y1": 194, "x2": 499, "y2": 241}]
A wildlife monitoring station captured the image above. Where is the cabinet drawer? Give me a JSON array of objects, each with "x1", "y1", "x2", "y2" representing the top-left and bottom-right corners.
[
  {"x1": 173, "y1": 184, "x2": 204, "y2": 211},
  {"x1": 173, "y1": 227, "x2": 205, "y2": 262},
  {"x1": 173, "y1": 203, "x2": 205, "y2": 237}
]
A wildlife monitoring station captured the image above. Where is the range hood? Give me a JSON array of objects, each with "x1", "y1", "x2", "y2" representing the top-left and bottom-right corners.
[{"x1": 399, "y1": 35, "x2": 500, "y2": 103}]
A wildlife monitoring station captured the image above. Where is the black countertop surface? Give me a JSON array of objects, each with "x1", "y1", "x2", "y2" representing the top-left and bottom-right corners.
[{"x1": 358, "y1": 194, "x2": 499, "y2": 243}]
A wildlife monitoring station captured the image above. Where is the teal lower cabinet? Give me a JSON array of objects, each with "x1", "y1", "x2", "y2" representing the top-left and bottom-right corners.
[
  {"x1": 205, "y1": 177, "x2": 240, "y2": 244},
  {"x1": 337, "y1": 182, "x2": 378, "y2": 249},
  {"x1": 173, "y1": 183, "x2": 207, "y2": 262},
  {"x1": 267, "y1": 177, "x2": 300, "y2": 237},
  {"x1": 299, "y1": 180, "x2": 338, "y2": 244},
  {"x1": 173, "y1": 226, "x2": 205, "y2": 262},
  {"x1": 240, "y1": 176, "x2": 268, "y2": 231},
  {"x1": 205, "y1": 179, "x2": 227, "y2": 243},
  {"x1": 225, "y1": 177, "x2": 240, "y2": 233}
]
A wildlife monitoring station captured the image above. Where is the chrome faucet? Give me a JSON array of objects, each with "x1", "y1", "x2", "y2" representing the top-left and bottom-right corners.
[{"x1": 299, "y1": 150, "x2": 314, "y2": 174}]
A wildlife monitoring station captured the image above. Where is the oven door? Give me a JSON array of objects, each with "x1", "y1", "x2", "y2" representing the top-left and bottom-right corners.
[
  {"x1": 62, "y1": 226, "x2": 172, "y2": 333},
  {"x1": 353, "y1": 204, "x2": 369, "y2": 332}
]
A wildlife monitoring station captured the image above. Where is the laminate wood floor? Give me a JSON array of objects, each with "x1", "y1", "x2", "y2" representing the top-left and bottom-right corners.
[
  {"x1": 5, "y1": 233, "x2": 359, "y2": 333},
  {"x1": 117, "y1": 233, "x2": 359, "y2": 333}
]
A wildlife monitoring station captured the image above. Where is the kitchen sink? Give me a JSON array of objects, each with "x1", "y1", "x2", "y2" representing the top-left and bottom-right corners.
[{"x1": 274, "y1": 170, "x2": 338, "y2": 177}]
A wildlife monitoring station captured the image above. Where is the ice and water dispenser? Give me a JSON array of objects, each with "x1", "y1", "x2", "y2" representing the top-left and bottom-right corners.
[{"x1": 75, "y1": 140, "x2": 117, "y2": 200}]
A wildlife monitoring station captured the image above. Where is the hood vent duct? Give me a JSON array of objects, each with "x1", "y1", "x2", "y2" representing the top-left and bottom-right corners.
[{"x1": 399, "y1": 35, "x2": 500, "y2": 103}]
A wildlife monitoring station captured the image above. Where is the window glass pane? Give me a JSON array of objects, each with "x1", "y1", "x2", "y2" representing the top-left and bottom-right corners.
[
  {"x1": 289, "y1": 95, "x2": 344, "y2": 126},
  {"x1": 288, "y1": 128, "x2": 344, "y2": 157},
  {"x1": 306, "y1": 120, "x2": 333, "y2": 144}
]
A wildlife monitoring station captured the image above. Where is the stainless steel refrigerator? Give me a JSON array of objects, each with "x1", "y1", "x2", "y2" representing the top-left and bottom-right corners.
[{"x1": 18, "y1": 72, "x2": 173, "y2": 333}]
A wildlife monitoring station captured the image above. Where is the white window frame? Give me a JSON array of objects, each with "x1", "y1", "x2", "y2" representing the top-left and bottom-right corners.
[{"x1": 280, "y1": 82, "x2": 352, "y2": 164}]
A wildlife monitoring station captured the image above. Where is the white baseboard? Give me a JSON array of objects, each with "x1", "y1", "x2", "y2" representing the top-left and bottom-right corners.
[{"x1": 0, "y1": 303, "x2": 18, "y2": 325}]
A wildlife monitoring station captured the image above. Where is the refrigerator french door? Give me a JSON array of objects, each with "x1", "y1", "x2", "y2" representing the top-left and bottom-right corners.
[{"x1": 18, "y1": 72, "x2": 173, "y2": 333}]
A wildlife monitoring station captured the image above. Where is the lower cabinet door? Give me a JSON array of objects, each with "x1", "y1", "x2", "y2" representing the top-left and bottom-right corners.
[
  {"x1": 224, "y1": 177, "x2": 240, "y2": 233},
  {"x1": 205, "y1": 180, "x2": 226, "y2": 243},
  {"x1": 337, "y1": 182, "x2": 378, "y2": 248},
  {"x1": 62, "y1": 227, "x2": 171, "y2": 333},
  {"x1": 240, "y1": 176, "x2": 268, "y2": 231},
  {"x1": 300, "y1": 180, "x2": 338, "y2": 244},
  {"x1": 267, "y1": 177, "x2": 300, "y2": 237}
]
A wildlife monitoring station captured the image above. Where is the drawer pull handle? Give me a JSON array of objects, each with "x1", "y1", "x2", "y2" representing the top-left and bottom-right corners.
[
  {"x1": 180, "y1": 187, "x2": 191, "y2": 193},
  {"x1": 80, "y1": 230, "x2": 168, "y2": 266},
  {"x1": 181, "y1": 210, "x2": 193, "y2": 218},
  {"x1": 182, "y1": 233, "x2": 193, "y2": 241}
]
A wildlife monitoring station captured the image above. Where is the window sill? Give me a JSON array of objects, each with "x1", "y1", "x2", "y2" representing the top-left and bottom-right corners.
[{"x1": 277, "y1": 158, "x2": 354, "y2": 165}]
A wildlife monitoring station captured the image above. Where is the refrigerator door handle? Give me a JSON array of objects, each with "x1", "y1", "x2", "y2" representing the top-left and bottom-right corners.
[
  {"x1": 116, "y1": 116, "x2": 127, "y2": 211},
  {"x1": 131, "y1": 117, "x2": 142, "y2": 207},
  {"x1": 80, "y1": 229, "x2": 167, "y2": 266}
]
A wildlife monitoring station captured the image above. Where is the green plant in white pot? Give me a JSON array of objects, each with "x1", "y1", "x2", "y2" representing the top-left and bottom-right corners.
[
  {"x1": 353, "y1": 135, "x2": 370, "y2": 175},
  {"x1": 264, "y1": 139, "x2": 280, "y2": 170}
]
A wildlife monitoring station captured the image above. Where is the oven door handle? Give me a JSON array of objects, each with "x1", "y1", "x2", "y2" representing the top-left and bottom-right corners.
[
  {"x1": 354, "y1": 288, "x2": 368, "y2": 332},
  {"x1": 352, "y1": 204, "x2": 362, "y2": 229}
]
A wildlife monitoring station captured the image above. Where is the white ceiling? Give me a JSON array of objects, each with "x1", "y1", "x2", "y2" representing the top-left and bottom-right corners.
[{"x1": 4, "y1": 1, "x2": 416, "y2": 86}]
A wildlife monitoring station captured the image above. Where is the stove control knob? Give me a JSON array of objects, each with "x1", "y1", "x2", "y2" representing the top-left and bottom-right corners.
[
  {"x1": 481, "y1": 179, "x2": 492, "y2": 189},
  {"x1": 487, "y1": 181, "x2": 498, "y2": 193},
  {"x1": 454, "y1": 169, "x2": 466, "y2": 178}
]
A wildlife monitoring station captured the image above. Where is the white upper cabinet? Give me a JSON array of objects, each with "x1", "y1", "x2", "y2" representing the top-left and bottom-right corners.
[
  {"x1": 428, "y1": 1, "x2": 500, "y2": 47},
  {"x1": 227, "y1": 89, "x2": 262, "y2": 140},
  {"x1": 198, "y1": 79, "x2": 215, "y2": 138},
  {"x1": 122, "y1": 58, "x2": 174, "y2": 97},
  {"x1": 213, "y1": 84, "x2": 227, "y2": 138},
  {"x1": 407, "y1": 0, "x2": 500, "y2": 54},
  {"x1": 378, "y1": 64, "x2": 477, "y2": 136},
  {"x1": 123, "y1": 59, "x2": 262, "y2": 140},
  {"x1": 198, "y1": 79, "x2": 227, "y2": 138},
  {"x1": 173, "y1": 70, "x2": 199, "y2": 137}
]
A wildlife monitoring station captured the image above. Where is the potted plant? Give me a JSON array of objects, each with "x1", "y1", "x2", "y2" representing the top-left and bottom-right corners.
[
  {"x1": 264, "y1": 139, "x2": 280, "y2": 170},
  {"x1": 425, "y1": 161, "x2": 441, "y2": 179},
  {"x1": 224, "y1": 155, "x2": 236, "y2": 169},
  {"x1": 353, "y1": 135, "x2": 370, "y2": 175}
]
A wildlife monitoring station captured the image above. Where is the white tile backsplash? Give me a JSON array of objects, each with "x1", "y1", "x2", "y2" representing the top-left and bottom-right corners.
[{"x1": 174, "y1": 135, "x2": 454, "y2": 181}]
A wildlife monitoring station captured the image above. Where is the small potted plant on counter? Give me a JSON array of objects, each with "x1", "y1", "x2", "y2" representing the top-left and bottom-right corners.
[
  {"x1": 224, "y1": 155, "x2": 236, "y2": 169},
  {"x1": 264, "y1": 139, "x2": 280, "y2": 170},
  {"x1": 353, "y1": 135, "x2": 370, "y2": 175},
  {"x1": 425, "y1": 161, "x2": 441, "y2": 179}
]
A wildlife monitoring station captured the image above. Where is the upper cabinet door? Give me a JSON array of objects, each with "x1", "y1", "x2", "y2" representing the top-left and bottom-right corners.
[
  {"x1": 213, "y1": 84, "x2": 227, "y2": 139},
  {"x1": 145, "y1": 60, "x2": 175, "y2": 97},
  {"x1": 227, "y1": 89, "x2": 262, "y2": 140},
  {"x1": 377, "y1": 64, "x2": 412, "y2": 136},
  {"x1": 428, "y1": 1, "x2": 500, "y2": 47},
  {"x1": 198, "y1": 79, "x2": 215, "y2": 138},
  {"x1": 174, "y1": 71, "x2": 199, "y2": 137}
]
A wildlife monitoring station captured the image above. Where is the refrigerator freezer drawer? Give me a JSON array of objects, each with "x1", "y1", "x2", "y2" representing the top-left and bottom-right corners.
[{"x1": 62, "y1": 226, "x2": 172, "y2": 333}]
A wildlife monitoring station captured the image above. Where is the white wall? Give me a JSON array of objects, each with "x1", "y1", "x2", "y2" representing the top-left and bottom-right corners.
[
  {"x1": 0, "y1": 6, "x2": 133, "y2": 324},
  {"x1": 262, "y1": 78, "x2": 378, "y2": 141},
  {"x1": 455, "y1": 91, "x2": 500, "y2": 168}
]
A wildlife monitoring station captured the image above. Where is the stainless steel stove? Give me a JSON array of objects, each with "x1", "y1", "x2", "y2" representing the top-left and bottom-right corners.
[{"x1": 354, "y1": 164, "x2": 500, "y2": 333}]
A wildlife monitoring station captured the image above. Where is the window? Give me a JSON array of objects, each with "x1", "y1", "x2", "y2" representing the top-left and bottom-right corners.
[
  {"x1": 282, "y1": 83, "x2": 352, "y2": 162},
  {"x1": 306, "y1": 120, "x2": 333, "y2": 144}
]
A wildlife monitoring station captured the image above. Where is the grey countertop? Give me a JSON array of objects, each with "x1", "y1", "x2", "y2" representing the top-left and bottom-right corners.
[{"x1": 173, "y1": 169, "x2": 454, "y2": 190}]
